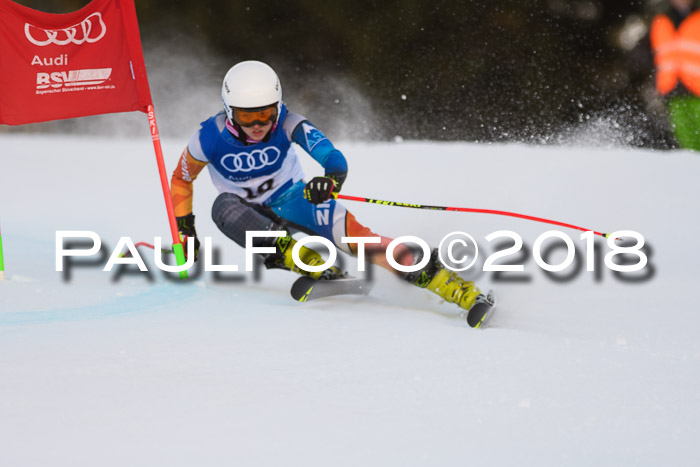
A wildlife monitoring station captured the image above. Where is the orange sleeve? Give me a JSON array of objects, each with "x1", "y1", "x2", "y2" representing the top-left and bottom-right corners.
[{"x1": 171, "y1": 148, "x2": 208, "y2": 217}]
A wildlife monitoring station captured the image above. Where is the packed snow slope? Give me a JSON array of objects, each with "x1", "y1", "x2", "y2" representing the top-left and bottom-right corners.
[{"x1": 1, "y1": 134, "x2": 699, "y2": 466}]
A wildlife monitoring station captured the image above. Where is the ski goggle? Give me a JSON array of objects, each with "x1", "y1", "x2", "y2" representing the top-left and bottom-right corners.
[{"x1": 232, "y1": 104, "x2": 278, "y2": 127}]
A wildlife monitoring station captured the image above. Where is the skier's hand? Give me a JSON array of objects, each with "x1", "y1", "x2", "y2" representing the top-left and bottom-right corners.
[
  {"x1": 176, "y1": 213, "x2": 200, "y2": 260},
  {"x1": 304, "y1": 176, "x2": 338, "y2": 204}
]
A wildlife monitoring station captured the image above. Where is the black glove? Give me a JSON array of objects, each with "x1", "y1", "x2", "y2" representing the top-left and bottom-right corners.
[
  {"x1": 303, "y1": 173, "x2": 345, "y2": 204},
  {"x1": 176, "y1": 213, "x2": 200, "y2": 260}
]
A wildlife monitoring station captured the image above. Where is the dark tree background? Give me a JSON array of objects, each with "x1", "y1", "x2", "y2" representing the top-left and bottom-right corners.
[{"x1": 7, "y1": 0, "x2": 682, "y2": 146}]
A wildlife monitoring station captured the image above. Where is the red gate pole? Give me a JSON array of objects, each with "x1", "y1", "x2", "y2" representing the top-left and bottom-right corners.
[{"x1": 147, "y1": 104, "x2": 188, "y2": 279}]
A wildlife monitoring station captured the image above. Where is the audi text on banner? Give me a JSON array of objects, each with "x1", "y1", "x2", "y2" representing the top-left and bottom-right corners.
[{"x1": 0, "y1": 0, "x2": 152, "y2": 125}]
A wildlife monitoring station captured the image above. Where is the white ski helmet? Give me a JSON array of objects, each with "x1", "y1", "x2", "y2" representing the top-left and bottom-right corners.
[{"x1": 221, "y1": 60, "x2": 282, "y2": 124}]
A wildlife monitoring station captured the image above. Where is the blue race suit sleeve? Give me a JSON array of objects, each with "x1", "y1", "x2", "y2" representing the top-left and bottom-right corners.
[{"x1": 291, "y1": 120, "x2": 348, "y2": 176}]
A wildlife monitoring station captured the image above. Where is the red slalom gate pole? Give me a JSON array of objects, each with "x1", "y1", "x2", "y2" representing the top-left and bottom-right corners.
[
  {"x1": 337, "y1": 194, "x2": 610, "y2": 238},
  {"x1": 147, "y1": 105, "x2": 188, "y2": 279}
]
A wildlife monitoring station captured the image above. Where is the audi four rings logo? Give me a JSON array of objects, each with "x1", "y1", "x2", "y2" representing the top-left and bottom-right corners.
[
  {"x1": 24, "y1": 12, "x2": 107, "y2": 47},
  {"x1": 221, "y1": 148, "x2": 282, "y2": 173}
]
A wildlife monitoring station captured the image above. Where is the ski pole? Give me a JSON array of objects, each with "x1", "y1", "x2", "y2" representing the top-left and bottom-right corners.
[{"x1": 337, "y1": 194, "x2": 610, "y2": 238}]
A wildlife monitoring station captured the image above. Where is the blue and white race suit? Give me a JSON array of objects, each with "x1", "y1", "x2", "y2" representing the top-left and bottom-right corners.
[{"x1": 187, "y1": 105, "x2": 351, "y2": 250}]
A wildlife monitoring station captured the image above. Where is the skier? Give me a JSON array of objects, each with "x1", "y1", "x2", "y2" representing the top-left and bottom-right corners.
[
  {"x1": 170, "y1": 60, "x2": 489, "y2": 317},
  {"x1": 650, "y1": 0, "x2": 700, "y2": 150}
]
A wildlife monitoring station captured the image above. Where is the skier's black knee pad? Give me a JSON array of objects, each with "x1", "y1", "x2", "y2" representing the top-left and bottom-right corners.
[{"x1": 211, "y1": 193, "x2": 281, "y2": 248}]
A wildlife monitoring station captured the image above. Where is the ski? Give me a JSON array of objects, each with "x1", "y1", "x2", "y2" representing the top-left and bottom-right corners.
[
  {"x1": 466, "y1": 290, "x2": 497, "y2": 328},
  {"x1": 290, "y1": 276, "x2": 373, "y2": 302}
]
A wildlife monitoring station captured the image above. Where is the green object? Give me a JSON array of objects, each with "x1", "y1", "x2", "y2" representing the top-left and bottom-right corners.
[
  {"x1": 0, "y1": 232, "x2": 5, "y2": 279},
  {"x1": 668, "y1": 96, "x2": 700, "y2": 151},
  {"x1": 172, "y1": 242, "x2": 188, "y2": 280}
]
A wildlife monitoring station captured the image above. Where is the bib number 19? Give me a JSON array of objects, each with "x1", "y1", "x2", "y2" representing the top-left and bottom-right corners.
[{"x1": 243, "y1": 179, "x2": 274, "y2": 199}]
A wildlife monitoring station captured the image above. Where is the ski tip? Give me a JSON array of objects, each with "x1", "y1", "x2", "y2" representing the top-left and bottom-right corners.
[
  {"x1": 290, "y1": 276, "x2": 372, "y2": 302},
  {"x1": 290, "y1": 276, "x2": 317, "y2": 302},
  {"x1": 467, "y1": 290, "x2": 496, "y2": 329},
  {"x1": 297, "y1": 285, "x2": 314, "y2": 302}
]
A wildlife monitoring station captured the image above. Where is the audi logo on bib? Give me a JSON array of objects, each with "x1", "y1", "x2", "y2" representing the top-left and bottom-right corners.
[
  {"x1": 24, "y1": 12, "x2": 106, "y2": 46},
  {"x1": 221, "y1": 147, "x2": 282, "y2": 173}
]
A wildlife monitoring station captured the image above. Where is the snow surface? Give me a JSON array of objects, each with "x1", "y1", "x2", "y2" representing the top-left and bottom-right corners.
[{"x1": 1, "y1": 133, "x2": 699, "y2": 466}]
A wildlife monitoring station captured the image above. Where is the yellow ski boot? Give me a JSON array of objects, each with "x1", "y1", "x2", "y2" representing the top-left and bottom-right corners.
[
  {"x1": 407, "y1": 248, "x2": 484, "y2": 312},
  {"x1": 424, "y1": 267, "x2": 482, "y2": 311},
  {"x1": 264, "y1": 233, "x2": 343, "y2": 280}
]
